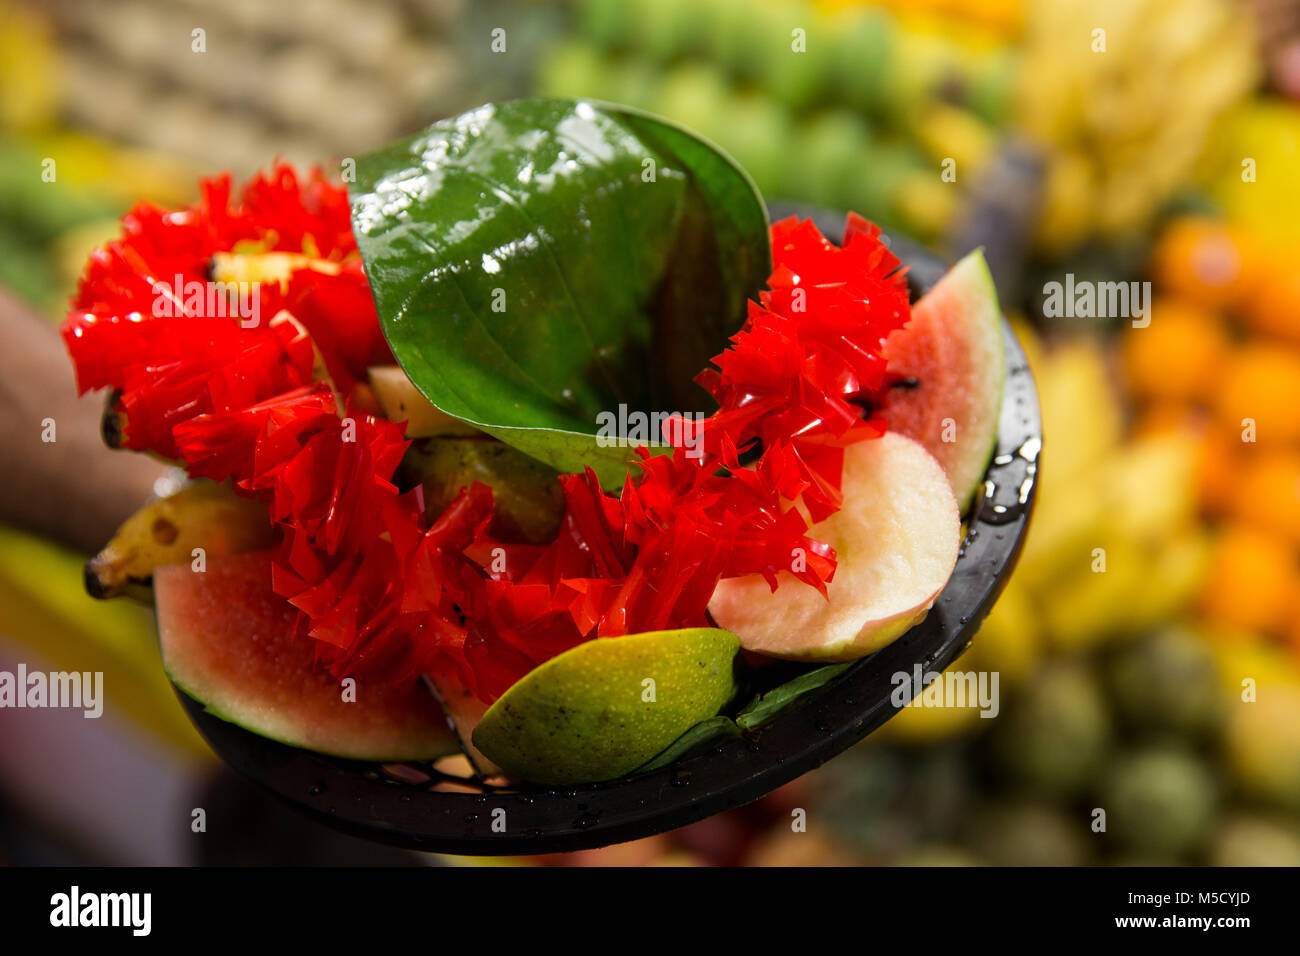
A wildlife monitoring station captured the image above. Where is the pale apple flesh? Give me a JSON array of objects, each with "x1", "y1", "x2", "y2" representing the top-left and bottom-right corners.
[
  {"x1": 707, "y1": 432, "x2": 961, "y2": 661},
  {"x1": 368, "y1": 365, "x2": 479, "y2": 438}
]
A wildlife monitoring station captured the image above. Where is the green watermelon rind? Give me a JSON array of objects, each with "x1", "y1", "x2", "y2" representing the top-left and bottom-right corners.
[{"x1": 165, "y1": 671, "x2": 460, "y2": 763}]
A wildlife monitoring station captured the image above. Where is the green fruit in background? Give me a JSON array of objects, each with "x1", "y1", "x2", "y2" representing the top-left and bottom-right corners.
[
  {"x1": 807, "y1": 743, "x2": 908, "y2": 858},
  {"x1": 535, "y1": 42, "x2": 611, "y2": 101},
  {"x1": 0, "y1": 224, "x2": 57, "y2": 314},
  {"x1": 810, "y1": 741, "x2": 972, "y2": 862},
  {"x1": 898, "y1": 846, "x2": 979, "y2": 867},
  {"x1": 840, "y1": 137, "x2": 927, "y2": 228},
  {"x1": 829, "y1": 7, "x2": 896, "y2": 117},
  {"x1": 632, "y1": 0, "x2": 703, "y2": 62},
  {"x1": 1107, "y1": 628, "x2": 1223, "y2": 742},
  {"x1": 576, "y1": 0, "x2": 636, "y2": 49},
  {"x1": 1100, "y1": 749, "x2": 1218, "y2": 859},
  {"x1": 602, "y1": 58, "x2": 664, "y2": 113},
  {"x1": 709, "y1": 0, "x2": 790, "y2": 84},
  {"x1": 1211, "y1": 815, "x2": 1300, "y2": 866},
  {"x1": 698, "y1": 0, "x2": 748, "y2": 68},
  {"x1": 711, "y1": 92, "x2": 795, "y2": 196},
  {"x1": 761, "y1": 7, "x2": 836, "y2": 112},
  {"x1": 964, "y1": 801, "x2": 1089, "y2": 866},
  {"x1": 651, "y1": 62, "x2": 731, "y2": 146},
  {"x1": 967, "y1": 48, "x2": 1017, "y2": 126},
  {"x1": 989, "y1": 660, "x2": 1110, "y2": 798},
  {"x1": 792, "y1": 111, "x2": 873, "y2": 209},
  {"x1": 472, "y1": 628, "x2": 740, "y2": 784},
  {"x1": 876, "y1": 29, "x2": 961, "y2": 128}
]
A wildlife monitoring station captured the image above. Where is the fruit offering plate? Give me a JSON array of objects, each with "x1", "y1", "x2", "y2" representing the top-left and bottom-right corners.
[{"x1": 174, "y1": 216, "x2": 1041, "y2": 855}]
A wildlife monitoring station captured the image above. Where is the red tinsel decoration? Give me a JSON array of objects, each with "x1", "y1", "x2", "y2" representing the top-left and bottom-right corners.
[{"x1": 62, "y1": 163, "x2": 910, "y2": 703}]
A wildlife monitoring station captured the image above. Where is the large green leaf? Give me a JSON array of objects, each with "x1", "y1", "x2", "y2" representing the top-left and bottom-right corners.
[{"x1": 349, "y1": 98, "x2": 770, "y2": 486}]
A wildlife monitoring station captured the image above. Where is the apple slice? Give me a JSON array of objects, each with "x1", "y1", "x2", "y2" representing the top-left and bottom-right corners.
[
  {"x1": 368, "y1": 365, "x2": 478, "y2": 438},
  {"x1": 707, "y1": 432, "x2": 961, "y2": 661}
]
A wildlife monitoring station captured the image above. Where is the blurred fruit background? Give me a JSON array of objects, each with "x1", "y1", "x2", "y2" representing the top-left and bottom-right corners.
[{"x1": 2, "y1": 0, "x2": 1299, "y2": 865}]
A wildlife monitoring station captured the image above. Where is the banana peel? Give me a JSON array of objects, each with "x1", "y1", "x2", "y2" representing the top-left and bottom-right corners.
[{"x1": 85, "y1": 481, "x2": 273, "y2": 600}]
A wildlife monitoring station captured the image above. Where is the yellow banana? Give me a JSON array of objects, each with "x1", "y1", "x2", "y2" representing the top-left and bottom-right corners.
[{"x1": 85, "y1": 481, "x2": 273, "y2": 599}]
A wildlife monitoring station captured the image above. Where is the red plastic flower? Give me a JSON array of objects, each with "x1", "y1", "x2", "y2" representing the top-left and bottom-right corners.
[
  {"x1": 457, "y1": 216, "x2": 910, "y2": 700},
  {"x1": 63, "y1": 166, "x2": 909, "y2": 705}
]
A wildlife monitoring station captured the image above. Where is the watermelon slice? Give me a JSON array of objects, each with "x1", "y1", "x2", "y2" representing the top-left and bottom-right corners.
[
  {"x1": 878, "y1": 248, "x2": 1005, "y2": 511},
  {"x1": 155, "y1": 552, "x2": 459, "y2": 761}
]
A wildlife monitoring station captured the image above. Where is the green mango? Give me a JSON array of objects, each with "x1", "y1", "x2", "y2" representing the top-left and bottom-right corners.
[{"x1": 473, "y1": 628, "x2": 739, "y2": 784}]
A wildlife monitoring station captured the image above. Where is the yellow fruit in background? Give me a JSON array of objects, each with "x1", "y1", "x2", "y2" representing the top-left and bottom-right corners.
[
  {"x1": 0, "y1": 526, "x2": 209, "y2": 760},
  {"x1": 1201, "y1": 525, "x2": 1298, "y2": 637},
  {"x1": 884, "y1": 685, "x2": 983, "y2": 742},
  {"x1": 964, "y1": 578, "x2": 1040, "y2": 685},
  {"x1": 911, "y1": 103, "x2": 995, "y2": 177},
  {"x1": 1209, "y1": 101, "x2": 1300, "y2": 244},
  {"x1": 1215, "y1": 344, "x2": 1300, "y2": 444},
  {"x1": 0, "y1": 0, "x2": 58, "y2": 132},
  {"x1": 1034, "y1": 150, "x2": 1094, "y2": 253},
  {"x1": 1233, "y1": 451, "x2": 1300, "y2": 547},
  {"x1": 1123, "y1": 299, "x2": 1228, "y2": 404},
  {"x1": 1224, "y1": 683, "x2": 1300, "y2": 811},
  {"x1": 1210, "y1": 634, "x2": 1300, "y2": 689},
  {"x1": 1035, "y1": 338, "x2": 1122, "y2": 480},
  {"x1": 1039, "y1": 535, "x2": 1147, "y2": 650},
  {"x1": 1151, "y1": 218, "x2": 1261, "y2": 312},
  {"x1": 1008, "y1": 314, "x2": 1043, "y2": 374},
  {"x1": 1018, "y1": 0, "x2": 1256, "y2": 249},
  {"x1": 1101, "y1": 431, "x2": 1198, "y2": 544},
  {"x1": 26, "y1": 131, "x2": 199, "y2": 207},
  {"x1": 879, "y1": 580, "x2": 1039, "y2": 744},
  {"x1": 893, "y1": 171, "x2": 959, "y2": 239},
  {"x1": 1125, "y1": 530, "x2": 1212, "y2": 636}
]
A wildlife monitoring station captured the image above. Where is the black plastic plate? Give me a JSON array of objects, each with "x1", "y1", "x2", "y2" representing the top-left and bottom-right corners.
[{"x1": 174, "y1": 217, "x2": 1041, "y2": 855}]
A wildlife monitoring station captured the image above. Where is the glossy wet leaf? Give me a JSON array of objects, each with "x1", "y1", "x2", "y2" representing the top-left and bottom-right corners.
[{"x1": 349, "y1": 98, "x2": 770, "y2": 486}]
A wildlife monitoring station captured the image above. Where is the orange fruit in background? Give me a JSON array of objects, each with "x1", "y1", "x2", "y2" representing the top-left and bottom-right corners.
[
  {"x1": 1245, "y1": 264, "x2": 1300, "y2": 347},
  {"x1": 1151, "y1": 218, "x2": 1262, "y2": 312},
  {"x1": 1201, "y1": 524, "x2": 1298, "y2": 637},
  {"x1": 1123, "y1": 298, "x2": 1228, "y2": 403},
  {"x1": 1233, "y1": 451, "x2": 1300, "y2": 546},
  {"x1": 1214, "y1": 344, "x2": 1300, "y2": 444},
  {"x1": 1132, "y1": 401, "x2": 1200, "y2": 439},
  {"x1": 1193, "y1": 422, "x2": 1242, "y2": 515}
]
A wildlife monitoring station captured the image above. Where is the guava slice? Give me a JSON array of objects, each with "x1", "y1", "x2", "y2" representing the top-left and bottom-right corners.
[{"x1": 471, "y1": 628, "x2": 739, "y2": 784}]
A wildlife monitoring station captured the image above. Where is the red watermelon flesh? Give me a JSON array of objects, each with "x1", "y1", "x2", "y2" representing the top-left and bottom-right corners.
[
  {"x1": 879, "y1": 249, "x2": 1005, "y2": 511},
  {"x1": 156, "y1": 551, "x2": 458, "y2": 761}
]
